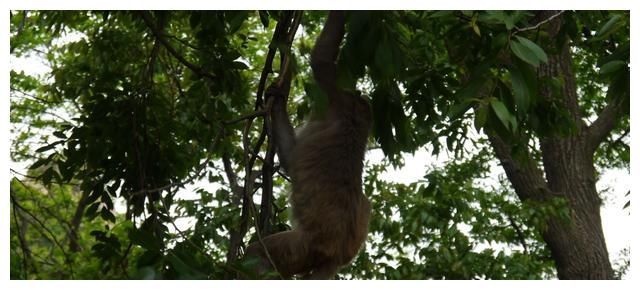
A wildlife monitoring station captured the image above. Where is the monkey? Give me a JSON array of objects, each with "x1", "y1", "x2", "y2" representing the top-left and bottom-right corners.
[{"x1": 244, "y1": 11, "x2": 373, "y2": 279}]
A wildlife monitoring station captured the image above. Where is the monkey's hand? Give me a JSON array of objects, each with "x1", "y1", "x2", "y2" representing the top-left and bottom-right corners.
[
  {"x1": 265, "y1": 83, "x2": 286, "y2": 101},
  {"x1": 265, "y1": 83, "x2": 288, "y2": 111}
]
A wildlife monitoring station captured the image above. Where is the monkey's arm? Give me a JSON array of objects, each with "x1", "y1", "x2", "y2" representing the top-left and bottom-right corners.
[
  {"x1": 310, "y1": 11, "x2": 346, "y2": 96},
  {"x1": 267, "y1": 85, "x2": 296, "y2": 174}
]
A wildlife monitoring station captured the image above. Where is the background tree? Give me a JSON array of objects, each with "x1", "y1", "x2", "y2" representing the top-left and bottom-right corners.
[{"x1": 10, "y1": 10, "x2": 629, "y2": 279}]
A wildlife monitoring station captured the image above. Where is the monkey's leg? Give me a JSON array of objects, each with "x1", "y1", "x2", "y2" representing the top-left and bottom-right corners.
[{"x1": 245, "y1": 230, "x2": 312, "y2": 278}]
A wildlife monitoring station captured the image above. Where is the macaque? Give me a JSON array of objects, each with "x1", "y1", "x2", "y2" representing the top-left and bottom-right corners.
[{"x1": 245, "y1": 11, "x2": 372, "y2": 279}]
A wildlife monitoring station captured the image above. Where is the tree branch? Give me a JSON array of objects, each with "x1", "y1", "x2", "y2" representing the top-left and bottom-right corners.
[
  {"x1": 222, "y1": 152, "x2": 244, "y2": 206},
  {"x1": 260, "y1": 10, "x2": 302, "y2": 236},
  {"x1": 127, "y1": 124, "x2": 225, "y2": 197},
  {"x1": 515, "y1": 10, "x2": 565, "y2": 33},
  {"x1": 487, "y1": 132, "x2": 554, "y2": 202},
  {"x1": 587, "y1": 96, "x2": 627, "y2": 153},
  {"x1": 68, "y1": 190, "x2": 89, "y2": 252},
  {"x1": 12, "y1": 198, "x2": 33, "y2": 278},
  {"x1": 507, "y1": 215, "x2": 529, "y2": 255},
  {"x1": 138, "y1": 11, "x2": 216, "y2": 81},
  {"x1": 10, "y1": 190, "x2": 75, "y2": 278},
  {"x1": 223, "y1": 109, "x2": 268, "y2": 126}
]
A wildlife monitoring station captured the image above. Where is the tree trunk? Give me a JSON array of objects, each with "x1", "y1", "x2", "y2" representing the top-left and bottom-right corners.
[
  {"x1": 539, "y1": 136, "x2": 613, "y2": 279},
  {"x1": 69, "y1": 190, "x2": 89, "y2": 252},
  {"x1": 488, "y1": 11, "x2": 615, "y2": 279}
]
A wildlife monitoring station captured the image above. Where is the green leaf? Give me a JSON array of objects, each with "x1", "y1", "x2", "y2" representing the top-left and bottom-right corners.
[
  {"x1": 474, "y1": 104, "x2": 488, "y2": 132},
  {"x1": 599, "y1": 60, "x2": 626, "y2": 76},
  {"x1": 503, "y1": 16, "x2": 515, "y2": 30},
  {"x1": 448, "y1": 100, "x2": 473, "y2": 120},
  {"x1": 100, "y1": 208, "x2": 116, "y2": 223},
  {"x1": 471, "y1": 22, "x2": 481, "y2": 36},
  {"x1": 374, "y1": 38, "x2": 395, "y2": 78},
  {"x1": 35, "y1": 140, "x2": 64, "y2": 152},
  {"x1": 510, "y1": 40, "x2": 539, "y2": 67},
  {"x1": 428, "y1": 11, "x2": 453, "y2": 18},
  {"x1": 85, "y1": 202, "x2": 100, "y2": 219},
  {"x1": 226, "y1": 11, "x2": 247, "y2": 34},
  {"x1": 594, "y1": 14, "x2": 623, "y2": 41},
  {"x1": 129, "y1": 228, "x2": 163, "y2": 251},
  {"x1": 53, "y1": 131, "x2": 66, "y2": 139},
  {"x1": 514, "y1": 36, "x2": 548, "y2": 64},
  {"x1": 231, "y1": 60, "x2": 249, "y2": 70},
  {"x1": 508, "y1": 66, "x2": 530, "y2": 113},
  {"x1": 29, "y1": 158, "x2": 49, "y2": 170},
  {"x1": 490, "y1": 99, "x2": 514, "y2": 132}
]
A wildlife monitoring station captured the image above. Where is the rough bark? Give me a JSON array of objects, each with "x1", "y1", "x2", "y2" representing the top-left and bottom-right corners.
[{"x1": 488, "y1": 11, "x2": 618, "y2": 279}]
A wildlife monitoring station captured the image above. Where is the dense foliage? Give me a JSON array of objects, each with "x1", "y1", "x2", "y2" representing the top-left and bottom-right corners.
[{"x1": 10, "y1": 10, "x2": 629, "y2": 279}]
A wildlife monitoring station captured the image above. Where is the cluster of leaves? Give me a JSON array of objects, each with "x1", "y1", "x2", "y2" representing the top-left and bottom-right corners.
[
  {"x1": 10, "y1": 10, "x2": 629, "y2": 279},
  {"x1": 10, "y1": 178, "x2": 142, "y2": 279},
  {"x1": 347, "y1": 147, "x2": 556, "y2": 279}
]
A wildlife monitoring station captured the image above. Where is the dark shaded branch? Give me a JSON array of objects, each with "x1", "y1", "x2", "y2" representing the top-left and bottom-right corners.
[
  {"x1": 118, "y1": 242, "x2": 133, "y2": 279},
  {"x1": 223, "y1": 109, "x2": 267, "y2": 126},
  {"x1": 612, "y1": 128, "x2": 630, "y2": 146},
  {"x1": 260, "y1": 10, "x2": 302, "y2": 235},
  {"x1": 11, "y1": 168, "x2": 43, "y2": 181},
  {"x1": 11, "y1": 88, "x2": 52, "y2": 104},
  {"x1": 68, "y1": 190, "x2": 89, "y2": 252},
  {"x1": 145, "y1": 32, "x2": 162, "y2": 85},
  {"x1": 10, "y1": 190, "x2": 75, "y2": 278},
  {"x1": 254, "y1": 11, "x2": 294, "y2": 109},
  {"x1": 10, "y1": 11, "x2": 28, "y2": 54},
  {"x1": 260, "y1": 124, "x2": 276, "y2": 235},
  {"x1": 138, "y1": 11, "x2": 216, "y2": 81},
  {"x1": 12, "y1": 198, "x2": 34, "y2": 277},
  {"x1": 224, "y1": 11, "x2": 301, "y2": 279},
  {"x1": 507, "y1": 215, "x2": 529, "y2": 255},
  {"x1": 159, "y1": 197, "x2": 215, "y2": 264},
  {"x1": 487, "y1": 132, "x2": 554, "y2": 202},
  {"x1": 587, "y1": 96, "x2": 627, "y2": 153},
  {"x1": 222, "y1": 152, "x2": 243, "y2": 207}
]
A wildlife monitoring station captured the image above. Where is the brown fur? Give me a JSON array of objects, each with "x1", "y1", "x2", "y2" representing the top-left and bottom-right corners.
[{"x1": 245, "y1": 11, "x2": 372, "y2": 279}]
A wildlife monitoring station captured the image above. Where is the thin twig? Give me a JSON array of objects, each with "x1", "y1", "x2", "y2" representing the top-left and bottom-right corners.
[
  {"x1": 118, "y1": 242, "x2": 132, "y2": 278},
  {"x1": 10, "y1": 169, "x2": 42, "y2": 181},
  {"x1": 138, "y1": 11, "x2": 217, "y2": 81},
  {"x1": 12, "y1": 199, "x2": 31, "y2": 278},
  {"x1": 515, "y1": 11, "x2": 565, "y2": 33},
  {"x1": 10, "y1": 11, "x2": 28, "y2": 54},
  {"x1": 224, "y1": 109, "x2": 268, "y2": 126},
  {"x1": 222, "y1": 153, "x2": 242, "y2": 204},
  {"x1": 611, "y1": 129, "x2": 630, "y2": 147},
  {"x1": 507, "y1": 215, "x2": 529, "y2": 255},
  {"x1": 160, "y1": 197, "x2": 214, "y2": 260},
  {"x1": 126, "y1": 125, "x2": 225, "y2": 197},
  {"x1": 259, "y1": 10, "x2": 302, "y2": 234},
  {"x1": 10, "y1": 190, "x2": 75, "y2": 278}
]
